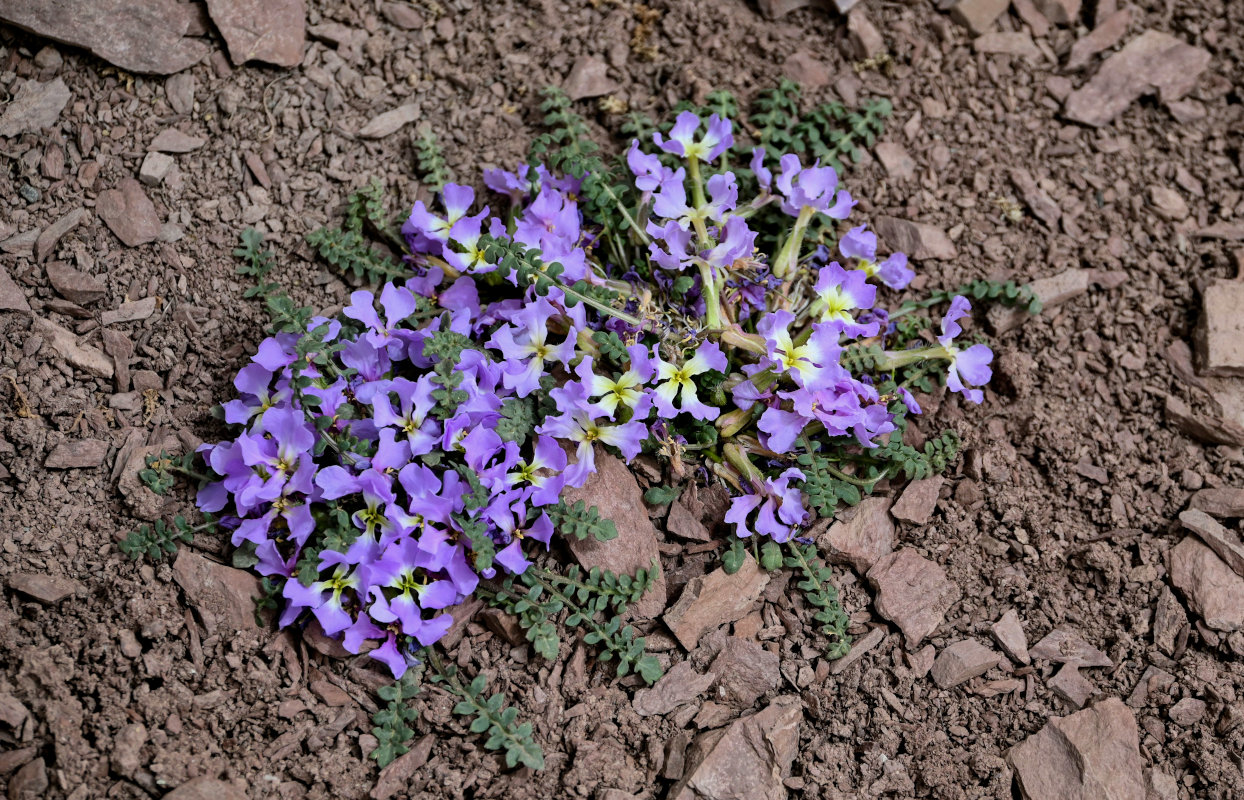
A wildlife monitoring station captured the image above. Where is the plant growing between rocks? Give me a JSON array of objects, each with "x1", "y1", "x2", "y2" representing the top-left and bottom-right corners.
[{"x1": 122, "y1": 84, "x2": 1036, "y2": 772}]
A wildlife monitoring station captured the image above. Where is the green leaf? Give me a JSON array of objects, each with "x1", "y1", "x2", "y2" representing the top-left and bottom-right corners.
[
  {"x1": 722, "y1": 537, "x2": 747, "y2": 574},
  {"x1": 643, "y1": 485, "x2": 680, "y2": 506}
]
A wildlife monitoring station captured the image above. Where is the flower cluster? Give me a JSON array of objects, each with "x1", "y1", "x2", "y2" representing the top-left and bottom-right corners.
[{"x1": 201, "y1": 108, "x2": 993, "y2": 677}]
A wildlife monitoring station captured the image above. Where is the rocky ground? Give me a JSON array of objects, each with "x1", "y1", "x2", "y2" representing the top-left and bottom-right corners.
[{"x1": 1, "y1": 0, "x2": 1243, "y2": 798}]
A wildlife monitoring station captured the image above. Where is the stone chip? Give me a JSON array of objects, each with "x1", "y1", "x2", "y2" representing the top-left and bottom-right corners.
[
  {"x1": 867, "y1": 548, "x2": 960, "y2": 650},
  {"x1": 1007, "y1": 698, "x2": 1144, "y2": 800}
]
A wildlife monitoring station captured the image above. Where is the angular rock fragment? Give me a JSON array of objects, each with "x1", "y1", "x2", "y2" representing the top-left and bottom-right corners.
[
  {"x1": 206, "y1": 0, "x2": 306, "y2": 67},
  {"x1": 1168, "y1": 697, "x2": 1206, "y2": 727},
  {"x1": 1189, "y1": 487, "x2": 1244, "y2": 518},
  {"x1": 1048, "y1": 664, "x2": 1095, "y2": 709},
  {"x1": 633, "y1": 661, "x2": 716, "y2": 717},
  {"x1": 930, "y1": 639, "x2": 999, "y2": 688},
  {"x1": 35, "y1": 209, "x2": 86, "y2": 262},
  {"x1": 1152, "y1": 585, "x2": 1187, "y2": 657},
  {"x1": 782, "y1": 51, "x2": 831, "y2": 89},
  {"x1": 7, "y1": 758, "x2": 48, "y2": 799},
  {"x1": 149, "y1": 129, "x2": 206, "y2": 153},
  {"x1": 0, "y1": 1, "x2": 208, "y2": 74},
  {"x1": 45, "y1": 439, "x2": 108, "y2": 469},
  {"x1": 829, "y1": 626, "x2": 886, "y2": 675},
  {"x1": 867, "y1": 548, "x2": 960, "y2": 649},
  {"x1": 46, "y1": 261, "x2": 105, "y2": 305},
  {"x1": 974, "y1": 32, "x2": 1042, "y2": 61},
  {"x1": 0, "y1": 267, "x2": 30, "y2": 313},
  {"x1": 890, "y1": 476, "x2": 943, "y2": 525},
  {"x1": 709, "y1": 637, "x2": 780, "y2": 708},
  {"x1": 1196, "y1": 280, "x2": 1244, "y2": 377},
  {"x1": 97, "y1": 179, "x2": 161, "y2": 247},
  {"x1": 1007, "y1": 698, "x2": 1143, "y2": 800},
  {"x1": 1179, "y1": 508, "x2": 1244, "y2": 578},
  {"x1": 1028, "y1": 628, "x2": 1112, "y2": 668},
  {"x1": 664, "y1": 556, "x2": 769, "y2": 650},
  {"x1": 988, "y1": 268, "x2": 1090, "y2": 334},
  {"x1": 140, "y1": 152, "x2": 176, "y2": 186},
  {"x1": 1064, "y1": 30, "x2": 1211, "y2": 128},
  {"x1": 1167, "y1": 536, "x2": 1244, "y2": 631},
  {"x1": 1009, "y1": 168, "x2": 1061, "y2": 228},
  {"x1": 172, "y1": 550, "x2": 269, "y2": 634},
  {"x1": 0, "y1": 78, "x2": 70, "y2": 138},
  {"x1": 816, "y1": 496, "x2": 893, "y2": 574},
  {"x1": 1011, "y1": 0, "x2": 1050, "y2": 35},
  {"x1": 991, "y1": 609, "x2": 1030, "y2": 664},
  {"x1": 671, "y1": 697, "x2": 802, "y2": 800},
  {"x1": 358, "y1": 104, "x2": 422, "y2": 139},
  {"x1": 1066, "y1": 8, "x2": 1131, "y2": 70},
  {"x1": 949, "y1": 0, "x2": 1009, "y2": 36},
  {"x1": 845, "y1": 8, "x2": 884, "y2": 59},
  {"x1": 7, "y1": 573, "x2": 83, "y2": 603},
  {"x1": 164, "y1": 777, "x2": 247, "y2": 800},
  {"x1": 756, "y1": 0, "x2": 815, "y2": 21},
  {"x1": 667, "y1": 499, "x2": 712, "y2": 541},
  {"x1": 874, "y1": 142, "x2": 916, "y2": 181},
  {"x1": 1034, "y1": 0, "x2": 1080, "y2": 25},
  {"x1": 32, "y1": 317, "x2": 114, "y2": 379},
  {"x1": 873, "y1": 216, "x2": 957, "y2": 261},
  {"x1": 371, "y1": 734, "x2": 435, "y2": 800},
  {"x1": 564, "y1": 56, "x2": 620, "y2": 100},
  {"x1": 102, "y1": 297, "x2": 158, "y2": 326},
  {"x1": 562, "y1": 449, "x2": 666, "y2": 618},
  {"x1": 1164, "y1": 394, "x2": 1244, "y2": 448},
  {"x1": 1125, "y1": 664, "x2": 1174, "y2": 708},
  {"x1": 1149, "y1": 185, "x2": 1189, "y2": 222}
]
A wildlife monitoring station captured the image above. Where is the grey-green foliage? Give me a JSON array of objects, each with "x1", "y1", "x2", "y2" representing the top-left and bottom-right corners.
[
  {"x1": 119, "y1": 515, "x2": 197, "y2": 562},
  {"x1": 546, "y1": 499, "x2": 619, "y2": 542},
  {"x1": 370, "y1": 668, "x2": 424, "y2": 767},
  {"x1": 785, "y1": 542, "x2": 851, "y2": 658},
  {"x1": 432, "y1": 661, "x2": 544, "y2": 770}
]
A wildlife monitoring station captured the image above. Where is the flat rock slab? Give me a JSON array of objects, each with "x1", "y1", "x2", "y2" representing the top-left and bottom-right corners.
[
  {"x1": 949, "y1": 0, "x2": 1009, "y2": 36},
  {"x1": 32, "y1": 316, "x2": 114, "y2": 379},
  {"x1": 1007, "y1": 698, "x2": 1144, "y2": 800},
  {"x1": 991, "y1": 609, "x2": 1030, "y2": 664},
  {"x1": 1164, "y1": 393, "x2": 1244, "y2": 448},
  {"x1": 45, "y1": 438, "x2": 108, "y2": 469},
  {"x1": 0, "y1": 268, "x2": 31, "y2": 313},
  {"x1": 97, "y1": 179, "x2": 161, "y2": 247},
  {"x1": 46, "y1": 261, "x2": 104, "y2": 305},
  {"x1": 989, "y1": 268, "x2": 1090, "y2": 334},
  {"x1": 867, "y1": 548, "x2": 960, "y2": 650},
  {"x1": 1066, "y1": 8, "x2": 1132, "y2": 71},
  {"x1": 1168, "y1": 536, "x2": 1244, "y2": 631},
  {"x1": 0, "y1": 77, "x2": 70, "y2": 138},
  {"x1": 666, "y1": 499, "x2": 712, "y2": 542},
  {"x1": 633, "y1": 660, "x2": 716, "y2": 717},
  {"x1": 664, "y1": 556, "x2": 769, "y2": 650},
  {"x1": 1179, "y1": 508, "x2": 1244, "y2": 577},
  {"x1": 1196, "y1": 279, "x2": 1244, "y2": 377},
  {"x1": 561, "y1": 449, "x2": 666, "y2": 619},
  {"x1": 358, "y1": 104, "x2": 422, "y2": 139},
  {"x1": 816, "y1": 495, "x2": 894, "y2": 574},
  {"x1": 1189, "y1": 487, "x2": 1244, "y2": 518},
  {"x1": 0, "y1": 1, "x2": 208, "y2": 75},
  {"x1": 671, "y1": 696, "x2": 802, "y2": 800},
  {"x1": 149, "y1": 128, "x2": 206, "y2": 153},
  {"x1": 7, "y1": 572, "x2": 83, "y2": 603},
  {"x1": 1048, "y1": 664, "x2": 1096, "y2": 709},
  {"x1": 709, "y1": 637, "x2": 780, "y2": 708},
  {"x1": 930, "y1": 639, "x2": 999, "y2": 688},
  {"x1": 1028, "y1": 628, "x2": 1113, "y2": 668},
  {"x1": 206, "y1": 0, "x2": 306, "y2": 67},
  {"x1": 164, "y1": 777, "x2": 247, "y2": 800},
  {"x1": 172, "y1": 550, "x2": 268, "y2": 635},
  {"x1": 873, "y1": 215, "x2": 957, "y2": 261},
  {"x1": 890, "y1": 476, "x2": 944, "y2": 525},
  {"x1": 35, "y1": 209, "x2": 87, "y2": 262},
  {"x1": 1064, "y1": 30, "x2": 1211, "y2": 127},
  {"x1": 564, "y1": 55, "x2": 620, "y2": 100}
]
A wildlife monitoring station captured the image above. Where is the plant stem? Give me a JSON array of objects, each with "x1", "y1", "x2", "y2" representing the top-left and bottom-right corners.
[{"x1": 772, "y1": 206, "x2": 814, "y2": 279}]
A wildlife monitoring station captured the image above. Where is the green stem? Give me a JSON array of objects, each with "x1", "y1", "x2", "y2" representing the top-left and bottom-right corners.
[
  {"x1": 687, "y1": 156, "x2": 707, "y2": 210},
  {"x1": 695, "y1": 259, "x2": 723, "y2": 329},
  {"x1": 772, "y1": 206, "x2": 814, "y2": 279},
  {"x1": 556, "y1": 280, "x2": 645, "y2": 328}
]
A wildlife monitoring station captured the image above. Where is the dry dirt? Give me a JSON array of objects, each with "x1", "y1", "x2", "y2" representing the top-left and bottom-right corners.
[{"x1": 1, "y1": 0, "x2": 1243, "y2": 798}]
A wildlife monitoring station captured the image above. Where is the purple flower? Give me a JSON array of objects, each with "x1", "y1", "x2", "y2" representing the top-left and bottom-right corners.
[
  {"x1": 372, "y1": 376, "x2": 439, "y2": 456},
  {"x1": 403, "y1": 184, "x2": 482, "y2": 253},
  {"x1": 627, "y1": 141, "x2": 679, "y2": 193},
  {"x1": 703, "y1": 215, "x2": 755, "y2": 272},
  {"x1": 757, "y1": 310, "x2": 841, "y2": 391},
  {"x1": 750, "y1": 147, "x2": 772, "y2": 191},
  {"x1": 577, "y1": 344, "x2": 654, "y2": 420},
  {"x1": 487, "y1": 297, "x2": 577, "y2": 397},
  {"x1": 774, "y1": 154, "x2": 855, "y2": 219},
  {"x1": 839, "y1": 226, "x2": 913, "y2": 290},
  {"x1": 647, "y1": 219, "x2": 696, "y2": 272},
  {"x1": 283, "y1": 563, "x2": 359, "y2": 635},
  {"x1": 724, "y1": 468, "x2": 808, "y2": 542},
  {"x1": 654, "y1": 111, "x2": 733, "y2": 163},
  {"x1": 484, "y1": 164, "x2": 534, "y2": 205},
  {"x1": 505, "y1": 436, "x2": 568, "y2": 507},
  {"x1": 652, "y1": 341, "x2": 727, "y2": 421},
  {"x1": 537, "y1": 394, "x2": 647, "y2": 487},
  {"x1": 343, "y1": 284, "x2": 420, "y2": 357},
  {"x1": 235, "y1": 406, "x2": 317, "y2": 510},
  {"x1": 812, "y1": 261, "x2": 879, "y2": 338},
  {"x1": 937, "y1": 296, "x2": 993, "y2": 404}
]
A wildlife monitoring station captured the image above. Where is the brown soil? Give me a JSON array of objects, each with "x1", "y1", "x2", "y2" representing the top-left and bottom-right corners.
[{"x1": 2, "y1": 0, "x2": 1243, "y2": 798}]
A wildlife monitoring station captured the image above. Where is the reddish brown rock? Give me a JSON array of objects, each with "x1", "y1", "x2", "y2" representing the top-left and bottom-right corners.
[
  {"x1": 974, "y1": 31, "x2": 1042, "y2": 61},
  {"x1": 1009, "y1": 168, "x2": 1061, "y2": 228},
  {"x1": 1168, "y1": 697, "x2": 1206, "y2": 727},
  {"x1": 845, "y1": 8, "x2": 884, "y2": 59},
  {"x1": 664, "y1": 556, "x2": 769, "y2": 650},
  {"x1": 874, "y1": 142, "x2": 916, "y2": 181},
  {"x1": 562, "y1": 449, "x2": 666, "y2": 618},
  {"x1": 44, "y1": 438, "x2": 108, "y2": 469},
  {"x1": 782, "y1": 51, "x2": 831, "y2": 89},
  {"x1": 358, "y1": 104, "x2": 422, "y2": 139},
  {"x1": 633, "y1": 661, "x2": 716, "y2": 717},
  {"x1": 1034, "y1": 0, "x2": 1080, "y2": 25},
  {"x1": 46, "y1": 261, "x2": 104, "y2": 305},
  {"x1": 102, "y1": 297, "x2": 158, "y2": 326},
  {"x1": 371, "y1": 735, "x2": 435, "y2": 800},
  {"x1": 873, "y1": 216, "x2": 957, "y2": 261},
  {"x1": 0, "y1": 77, "x2": 70, "y2": 137},
  {"x1": 97, "y1": 179, "x2": 161, "y2": 247},
  {"x1": 310, "y1": 680, "x2": 352, "y2": 707},
  {"x1": 949, "y1": 0, "x2": 1009, "y2": 35},
  {"x1": 32, "y1": 316, "x2": 113, "y2": 378},
  {"x1": 815, "y1": 496, "x2": 893, "y2": 574},
  {"x1": 164, "y1": 777, "x2": 247, "y2": 800},
  {"x1": 1196, "y1": 280, "x2": 1244, "y2": 377},
  {"x1": 989, "y1": 269, "x2": 1090, "y2": 334},
  {"x1": 1007, "y1": 698, "x2": 1144, "y2": 800},
  {"x1": 381, "y1": 3, "x2": 423, "y2": 30},
  {"x1": 709, "y1": 637, "x2": 780, "y2": 708},
  {"x1": 829, "y1": 626, "x2": 887, "y2": 675},
  {"x1": 890, "y1": 476, "x2": 944, "y2": 525},
  {"x1": 1048, "y1": 664, "x2": 1095, "y2": 709},
  {"x1": 1152, "y1": 586, "x2": 1186, "y2": 657},
  {"x1": 206, "y1": 0, "x2": 306, "y2": 67},
  {"x1": 7, "y1": 757, "x2": 48, "y2": 800},
  {"x1": 564, "y1": 56, "x2": 620, "y2": 100},
  {"x1": 0, "y1": 1, "x2": 208, "y2": 74},
  {"x1": 756, "y1": 0, "x2": 816, "y2": 20},
  {"x1": 7, "y1": 573, "x2": 83, "y2": 603},
  {"x1": 1164, "y1": 394, "x2": 1244, "y2": 448},
  {"x1": 0, "y1": 267, "x2": 30, "y2": 313},
  {"x1": 149, "y1": 128, "x2": 206, "y2": 153},
  {"x1": 1066, "y1": 8, "x2": 1132, "y2": 70},
  {"x1": 1028, "y1": 628, "x2": 1113, "y2": 668},
  {"x1": 1179, "y1": 508, "x2": 1244, "y2": 577},
  {"x1": 671, "y1": 697, "x2": 802, "y2": 800},
  {"x1": 1189, "y1": 487, "x2": 1244, "y2": 518},
  {"x1": 930, "y1": 639, "x2": 999, "y2": 688},
  {"x1": 991, "y1": 609, "x2": 1030, "y2": 664},
  {"x1": 667, "y1": 499, "x2": 712, "y2": 542},
  {"x1": 1168, "y1": 536, "x2": 1244, "y2": 631},
  {"x1": 172, "y1": 550, "x2": 268, "y2": 634},
  {"x1": 1011, "y1": 0, "x2": 1050, "y2": 36},
  {"x1": 867, "y1": 548, "x2": 961, "y2": 649},
  {"x1": 34, "y1": 208, "x2": 86, "y2": 262},
  {"x1": 1064, "y1": 30, "x2": 1212, "y2": 127}
]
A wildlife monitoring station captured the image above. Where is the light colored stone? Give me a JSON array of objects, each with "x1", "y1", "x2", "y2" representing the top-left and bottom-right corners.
[
  {"x1": 172, "y1": 550, "x2": 268, "y2": 635},
  {"x1": 1028, "y1": 628, "x2": 1112, "y2": 668},
  {"x1": 7, "y1": 573, "x2": 83, "y2": 603},
  {"x1": 1149, "y1": 185, "x2": 1189, "y2": 221},
  {"x1": 1152, "y1": 585, "x2": 1186, "y2": 657},
  {"x1": 358, "y1": 104, "x2": 422, "y2": 139},
  {"x1": 1196, "y1": 280, "x2": 1244, "y2": 377},
  {"x1": 949, "y1": 0, "x2": 1010, "y2": 36},
  {"x1": 867, "y1": 548, "x2": 960, "y2": 650},
  {"x1": 1179, "y1": 508, "x2": 1244, "y2": 577},
  {"x1": 890, "y1": 476, "x2": 944, "y2": 525},
  {"x1": 709, "y1": 637, "x2": 780, "y2": 708},
  {"x1": 564, "y1": 56, "x2": 619, "y2": 100},
  {"x1": 44, "y1": 439, "x2": 108, "y2": 469},
  {"x1": 206, "y1": 0, "x2": 306, "y2": 67},
  {"x1": 991, "y1": 609, "x2": 1030, "y2": 664},
  {"x1": 633, "y1": 660, "x2": 716, "y2": 717},
  {"x1": 1048, "y1": 664, "x2": 1095, "y2": 709},
  {"x1": 829, "y1": 626, "x2": 886, "y2": 675},
  {"x1": 1034, "y1": 0, "x2": 1080, "y2": 25},
  {"x1": 816, "y1": 496, "x2": 894, "y2": 574},
  {"x1": 874, "y1": 142, "x2": 916, "y2": 181},
  {"x1": 846, "y1": 8, "x2": 884, "y2": 59},
  {"x1": 0, "y1": 78, "x2": 70, "y2": 137},
  {"x1": 873, "y1": 216, "x2": 957, "y2": 261},
  {"x1": 671, "y1": 697, "x2": 802, "y2": 800},
  {"x1": 667, "y1": 499, "x2": 712, "y2": 541},
  {"x1": 989, "y1": 268, "x2": 1090, "y2": 334},
  {"x1": 34, "y1": 208, "x2": 87, "y2": 262},
  {"x1": 1168, "y1": 697, "x2": 1206, "y2": 727},
  {"x1": 1007, "y1": 698, "x2": 1143, "y2": 800},
  {"x1": 1190, "y1": 487, "x2": 1244, "y2": 518},
  {"x1": 1168, "y1": 536, "x2": 1244, "y2": 631},
  {"x1": 974, "y1": 31, "x2": 1042, "y2": 61},
  {"x1": 149, "y1": 128, "x2": 206, "y2": 153},
  {"x1": 1164, "y1": 393, "x2": 1244, "y2": 447},
  {"x1": 139, "y1": 152, "x2": 175, "y2": 186},
  {"x1": 782, "y1": 51, "x2": 831, "y2": 89},
  {"x1": 31, "y1": 316, "x2": 114, "y2": 379},
  {"x1": 1009, "y1": 168, "x2": 1061, "y2": 228},
  {"x1": 664, "y1": 556, "x2": 769, "y2": 650},
  {"x1": 930, "y1": 639, "x2": 999, "y2": 688},
  {"x1": 1066, "y1": 7, "x2": 1132, "y2": 70},
  {"x1": 97, "y1": 178, "x2": 161, "y2": 247}
]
